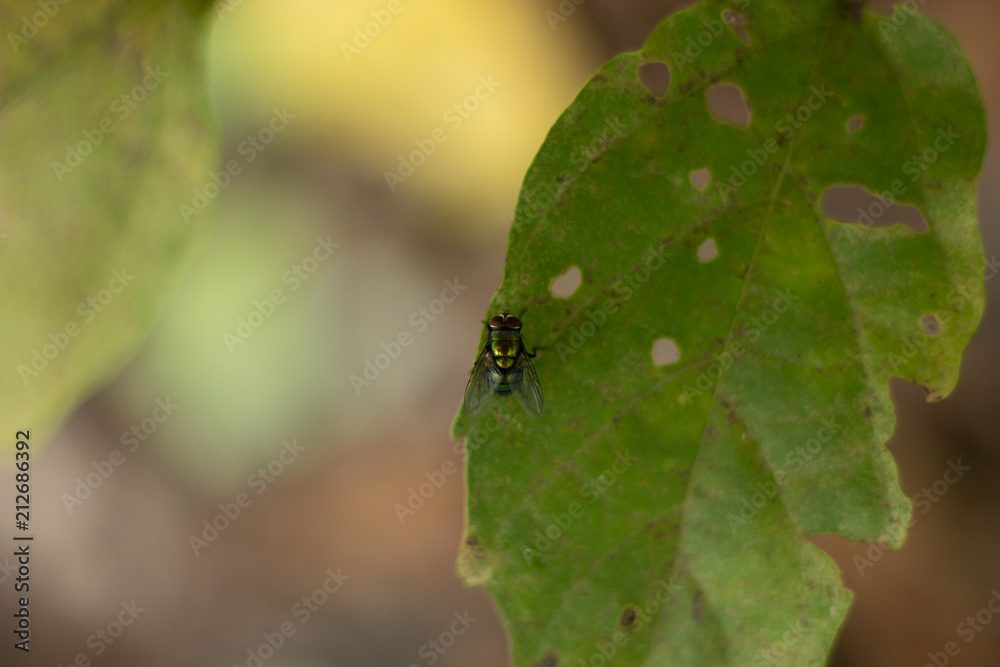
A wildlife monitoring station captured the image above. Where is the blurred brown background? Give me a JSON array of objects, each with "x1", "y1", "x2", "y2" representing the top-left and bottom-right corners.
[{"x1": 1, "y1": 0, "x2": 999, "y2": 665}]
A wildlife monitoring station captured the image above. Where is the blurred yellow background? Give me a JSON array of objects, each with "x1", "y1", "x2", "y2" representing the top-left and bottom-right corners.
[{"x1": 2, "y1": 0, "x2": 1000, "y2": 665}]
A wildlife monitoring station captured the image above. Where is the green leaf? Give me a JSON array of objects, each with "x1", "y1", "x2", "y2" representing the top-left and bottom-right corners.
[
  {"x1": 1, "y1": 0, "x2": 217, "y2": 450},
  {"x1": 453, "y1": 0, "x2": 986, "y2": 664}
]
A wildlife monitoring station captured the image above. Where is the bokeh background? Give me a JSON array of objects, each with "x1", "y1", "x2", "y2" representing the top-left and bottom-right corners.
[{"x1": 2, "y1": 0, "x2": 999, "y2": 665}]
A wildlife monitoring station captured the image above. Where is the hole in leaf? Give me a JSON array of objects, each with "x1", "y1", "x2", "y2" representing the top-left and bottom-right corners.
[
  {"x1": 638, "y1": 61, "x2": 671, "y2": 97},
  {"x1": 689, "y1": 167, "x2": 711, "y2": 191},
  {"x1": 652, "y1": 337, "x2": 680, "y2": 366},
  {"x1": 726, "y1": 9, "x2": 749, "y2": 43},
  {"x1": 920, "y1": 314, "x2": 941, "y2": 336},
  {"x1": 847, "y1": 114, "x2": 865, "y2": 133},
  {"x1": 550, "y1": 266, "x2": 582, "y2": 298},
  {"x1": 821, "y1": 184, "x2": 927, "y2": 232},
  {"x1": 706, "y1": 83, "x2": 751, "y2": 127},
  {"x1": 697, "y1": 238, "x2": 718, "y2": 262}
]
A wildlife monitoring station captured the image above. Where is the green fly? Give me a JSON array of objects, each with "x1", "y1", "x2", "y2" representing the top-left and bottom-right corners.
[{"x1": 464, "y1": 311, "x2": 543, "y2": 417}]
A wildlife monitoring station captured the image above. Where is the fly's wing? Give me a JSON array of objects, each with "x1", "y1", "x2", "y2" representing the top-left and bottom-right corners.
[
  {"x1": 512, "y1": 351, "x2": 543, "y2": 417},
  {"x1": 463, "y1": 345, "x2": 496, "y2": 416}
]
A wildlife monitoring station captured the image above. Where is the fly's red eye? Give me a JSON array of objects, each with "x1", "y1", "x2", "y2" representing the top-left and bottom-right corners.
[
  {"x1": 506, "y1": 316, "x2": 522, "y2": 329},
  {"x1": 488, "y1": 316, "x2": 505, "y2": 328}
]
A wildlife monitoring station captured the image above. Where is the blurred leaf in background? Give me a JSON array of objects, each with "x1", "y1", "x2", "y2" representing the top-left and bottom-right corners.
[
  {"x1": 0, "y1": 0, "x2": 218, "y2": 452},
  {"x1": 109, "y1": 0, "x2": 606, "y2": 490}
]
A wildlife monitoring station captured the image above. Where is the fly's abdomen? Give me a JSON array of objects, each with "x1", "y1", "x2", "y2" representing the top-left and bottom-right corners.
[
  {"x1": 488, "y1": 330, "x2": 523, "y2": 393},
  {"x1": 488, "y1": 365, "x2": 521, "y2": 395}
]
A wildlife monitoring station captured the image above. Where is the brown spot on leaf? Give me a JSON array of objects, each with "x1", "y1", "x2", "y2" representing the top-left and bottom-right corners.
[
  {"x1": 535, "y1": 651, "x2": 558, "y2": 667},
  {"x1": 837, "y1": 0, "x2": 865, "y2": 23}
]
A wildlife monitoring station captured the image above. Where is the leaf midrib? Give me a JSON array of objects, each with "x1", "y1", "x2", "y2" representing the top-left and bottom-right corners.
[{"x1": 515, "y1": 14, "x2": 841, "y2": 659}]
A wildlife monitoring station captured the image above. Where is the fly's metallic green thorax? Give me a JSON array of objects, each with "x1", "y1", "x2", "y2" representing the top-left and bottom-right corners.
[
  {"x1": 489, "y1": 329, "x2": 520, "y2": 369},
  {"x1": 463, "y1": 311, "x2": 543, "y2": 417}
]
